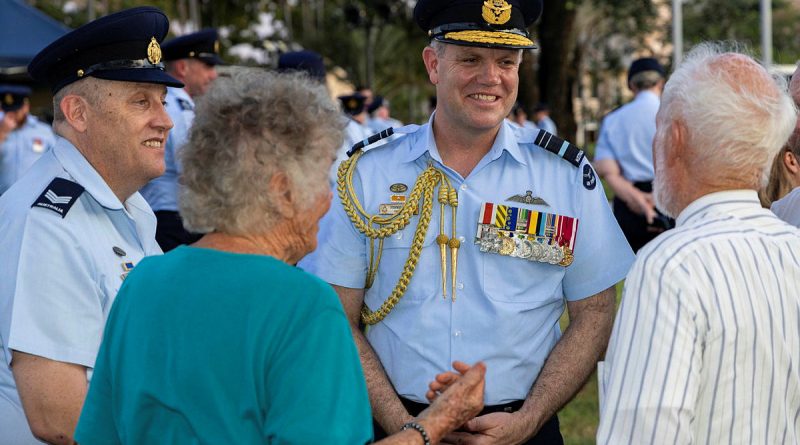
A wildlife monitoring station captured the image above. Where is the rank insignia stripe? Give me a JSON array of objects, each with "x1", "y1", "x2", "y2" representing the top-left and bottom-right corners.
[
  {"x1": 31, "y1": 177, "x2": 85, "y2": 218},
  {"x1": 533, "y1": 130, "x2": 585, "y2": 168}
]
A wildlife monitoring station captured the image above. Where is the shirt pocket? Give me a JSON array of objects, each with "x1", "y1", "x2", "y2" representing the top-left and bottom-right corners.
[
  {"x1": 367, "y1": 222, "x2": 440, "y2": 305},
  {"x1": 481, "y1": 251, "x2": 566, "y2": 304}
]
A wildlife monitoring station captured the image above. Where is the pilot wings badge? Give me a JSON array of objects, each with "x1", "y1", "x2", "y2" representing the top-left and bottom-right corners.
[{"x1": 507, "y1": 190, "x2": 548, "y2": 207}]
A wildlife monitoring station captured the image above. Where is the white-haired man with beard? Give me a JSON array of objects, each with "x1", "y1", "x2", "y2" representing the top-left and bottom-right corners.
[{"x1": 597, "y1": 43, "x2": 800, "y2": 444}]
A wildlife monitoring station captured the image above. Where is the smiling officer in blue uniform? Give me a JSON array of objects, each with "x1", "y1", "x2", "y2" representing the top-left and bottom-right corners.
[
  {"x1": 0, "y1": 84, "x2": 56, "y2": 195},
  {"x1": 0, "y1": 7, "x2": 180, "y2": 444},
  {"x1": 300, "y1": 0, "x2": 634, "y2": 443}
]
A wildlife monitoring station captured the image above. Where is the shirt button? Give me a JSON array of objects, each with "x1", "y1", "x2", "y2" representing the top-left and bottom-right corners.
[
  {"x1": 457, "y1": 282, "x2": 464, "y2": 290},
  {"x1": 453, "y1": 330, "x2": 462, "y2": 337},
  {"x1": 458, "y1": 236, "x2": 466, "y2": 243},
  {"x1": 460, "y1": 184, "x2": 468, "y2": 191},
  {"x1": 395, "y1": 233, "x2": 403, "y2": 240}
]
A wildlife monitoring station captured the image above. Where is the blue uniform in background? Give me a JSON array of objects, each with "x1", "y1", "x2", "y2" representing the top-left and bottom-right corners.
[
  {"x1": 594, "y1": 90, "x2": 670, "y2": 252},
  {"x1": 140, "y1": 87, "x2": 192, "y2": 212},
  {"x1": 0, "y1": 114, "x2": 56, "y2": 194},
  {"x1": 301, "y1": 118, "x2": 634, "y2": 405},
  {"x1": 140, "y1": 87, "x2": 201, "y2": 251},
  {"x1": 594, "y1": 90, "x2": 659, "y2": 182},
  {"x1": 0, "y1": 137, "x2": 161, "y2": 444}
]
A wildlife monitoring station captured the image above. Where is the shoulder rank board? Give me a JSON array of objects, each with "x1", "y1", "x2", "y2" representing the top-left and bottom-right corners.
[
  {"x1": 31, "y1": 177, "x2": 85, "y2": 218},
  {"x1": 177, "y1": 98, "x2": 193, "y2": 112},
  {"x1": 534, "y1": 130, "x2": 585, "y2": 168}
]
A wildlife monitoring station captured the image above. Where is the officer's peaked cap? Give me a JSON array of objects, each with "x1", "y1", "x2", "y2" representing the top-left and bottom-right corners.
[
  {"x1": 414, "y1": 0, "x2": 542, "y2": 50},
  {"x1": 0, "y1": 84, "x2": 32, "y2": 112},
  {"x1": 161, "y1": 29, "x2": 223, "y2": 65},
  {"x1": 28, "y1": 6, "x2": 183, "y2": 94}
]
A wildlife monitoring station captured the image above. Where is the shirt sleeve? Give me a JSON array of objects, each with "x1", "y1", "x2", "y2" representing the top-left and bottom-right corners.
[
  {"x1": 593, "y1": 115, "x2": 616, "y2": 162},
  {"x1": 597, "y1": 252, "x2": 704, "y2": 444},
  {"x1": 262, "y1": 287, "x2": 372, "y2": 445},
  {"x1": 562, "y1": 160, "x2": 634, "y2": 300},
  {"x1": 8, "y1": 210, "x2": 105, "y2": 368},
  {"x1": 73, "y1": 306, "x2": 121, "y2": 445}
]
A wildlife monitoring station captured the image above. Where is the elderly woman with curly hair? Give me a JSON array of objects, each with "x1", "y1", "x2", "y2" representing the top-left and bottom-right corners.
[{"x1": 74, "y1": 69, "x2": 484, "y2": 444}]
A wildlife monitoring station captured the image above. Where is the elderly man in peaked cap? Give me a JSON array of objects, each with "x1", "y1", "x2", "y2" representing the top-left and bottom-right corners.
[
  {"x1": 300, "y1": 0, "x2": 634, "y2": 443},
  {"x1": 140, "y1": 29, "x2": 221, "y2": 252},
  {"x1": 0, "y1": 7, "x2": 179, "y2": 444}
]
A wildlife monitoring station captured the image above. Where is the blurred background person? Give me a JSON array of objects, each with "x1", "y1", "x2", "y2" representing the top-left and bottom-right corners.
[
  {"x1": 594, "y1": 57, "x2": 671, "y2": 252},
  {"x1": 75, "y1": 68, "x2": 485, "y2": 445},
  {"x1": 140, "y1": 29, "x2": 221, "y2": 252},
  {"x1": 332, "y1": 92, "x2": 370, "y2": 184},
  {"x1": 0, "y1": 84, "x2": 56, "y2": 195},
  {"x1": 507, "y1": 102, "x2": 539, "y2": 131},
  {"x1": 277, "y1": 49, "x2": 327, "y2": 84},
  {"x1": 532, "y1": 102, "x2": 557, "y2": 135},
  {"x1": 367, "y1": 95, "x2": 403, "y2": 133}
]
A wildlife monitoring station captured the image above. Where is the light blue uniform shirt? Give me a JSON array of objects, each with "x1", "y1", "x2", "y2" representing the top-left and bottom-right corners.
[
  {"x1": 0, "y1": 137, "x2": 161, "y2": 444},
  {"x1": 140, "y1": 87, "x2": 194, "y2": 211},
  {"x1": 302, "y1": 118, "x2": 634, "y2": 404},
  {"x1": 536, "y1": 115, "x2": 557, "y2": 136},
  {"x1": 0, "y1": 115, "x2": 56, "y2": 194},
  {"x1": 594, "y1": 91, "x2": 660, "y2": 182}
]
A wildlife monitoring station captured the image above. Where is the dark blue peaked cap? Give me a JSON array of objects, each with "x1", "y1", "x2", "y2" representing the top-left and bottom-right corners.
[
  {"x1": 28, "y1": 6, "x2": 183, "y2": 94},
  {"x1": 628, "y1": 57, "x2": 665, "y2": 82},
  {"x1": 338, "y1": 93, "x2": 366, "y2": 115},
  {"x1": 414, "y1": 0, "x2": 542, "y2": 49},
  {"x1": 161, "y1": 29, "x2": 223, "y2": 65},
  {"x1": 0, "y1": 84, "x2": 32, "y2": 112},
  {"x1": 278, "y1": 50, "x2": 326, "y2": 82}
]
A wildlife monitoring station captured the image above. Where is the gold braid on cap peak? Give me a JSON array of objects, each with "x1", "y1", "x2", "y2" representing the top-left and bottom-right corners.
[
  {"x1": 337, "y1": 148, "x2": 459, "y2": 325},
  {"x1": 444, "y1": 30, "x2": 534, "y2": 47}
]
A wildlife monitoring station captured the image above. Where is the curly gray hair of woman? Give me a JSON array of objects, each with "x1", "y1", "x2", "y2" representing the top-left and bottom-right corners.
[{"x1": 179, "y1": 68, "x2": 344, "y2": 235}]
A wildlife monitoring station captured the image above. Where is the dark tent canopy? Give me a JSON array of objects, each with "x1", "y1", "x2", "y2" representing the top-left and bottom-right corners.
[{"x1": 0, "y1": 0, "x2": 69, "y2": 74}]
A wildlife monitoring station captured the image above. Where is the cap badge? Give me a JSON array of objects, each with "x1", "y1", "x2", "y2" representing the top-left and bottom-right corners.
[
  {"x1": 3, "y1": 94, "x2": 12, "y2": 106},
  {"x1": 147, "y1": 37, "x2": 162, "y2": 64},
  {"x1": 347, "y1": 98, "x2": 358, "y2": 109},
  {"x1": 482, "y1": 0, "x2": 512, "y2": 25},
  {"x1": 214, "y1": 40, "x2": 220, "y2": 54}
]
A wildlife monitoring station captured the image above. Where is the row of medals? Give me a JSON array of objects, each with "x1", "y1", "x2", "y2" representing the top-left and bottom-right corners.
[{"x1": 474, "y1": 224, "x2": 573, "y2": 266}]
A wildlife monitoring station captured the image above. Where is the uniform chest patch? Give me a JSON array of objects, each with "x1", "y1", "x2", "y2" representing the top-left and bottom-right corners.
[
  {"x1": 582, "y1": 164, "x2": 597, "y2": 190},
  {"x1": 31, "y1": 178, "x2": 85, "y2": 218}
]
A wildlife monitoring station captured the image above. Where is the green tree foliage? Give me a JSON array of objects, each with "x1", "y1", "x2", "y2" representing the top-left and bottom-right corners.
[{"x1": 682, "y1": 0, "x2": 800, "y2": 64}]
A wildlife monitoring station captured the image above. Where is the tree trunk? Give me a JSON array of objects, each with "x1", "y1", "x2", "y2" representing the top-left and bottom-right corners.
[{"x1": 535, "y1": 2, "x2": 579, "y2": 140}]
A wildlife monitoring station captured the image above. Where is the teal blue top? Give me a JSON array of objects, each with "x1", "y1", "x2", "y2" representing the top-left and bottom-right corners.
[{"x1": 76, "y1": 246, "x2": 373, "y2": 444}]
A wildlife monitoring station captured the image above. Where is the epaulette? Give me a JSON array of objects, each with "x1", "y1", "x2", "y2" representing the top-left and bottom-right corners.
[
  {"x1": 177, "y1": 98, "x2": 193, "y2": 112},
  {"x1": 31, "y1": 177, "x2": 84, "y2": 218},
  {"x1": 532, "y1": 130, "x2": 585, "y2": 168},
  {"x1": 347, "y1": 124, "x2": 421, "y2": 157}
]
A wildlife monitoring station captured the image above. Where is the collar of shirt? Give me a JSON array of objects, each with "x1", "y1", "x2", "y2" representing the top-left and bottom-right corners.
[
  {"x1": 400, "y1": 114, "x2": 527, "y2": 167},
  {"x1": 676, "y1": 189, "x2": 761, "y2": 227},
  {"x1": 51, "y1": 137, "x2": 151, "y2": 215},
  {"x1": 635, "y1": 90, "x2": 661, "y2": 105}
]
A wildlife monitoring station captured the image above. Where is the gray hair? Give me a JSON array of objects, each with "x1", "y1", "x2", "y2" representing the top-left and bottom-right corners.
[
  {"x1": 629, "y1": 71, "x2": 663, "y2": 91},
  {"x1": 660, "y1": 42, "x2": 797, "y2": 188},
  {"x1": 51, "y1": 77, "x2": 107, "y2": 131},
  {"x1": 179, "y1": 68, "x2": 343, "y2": 235}
]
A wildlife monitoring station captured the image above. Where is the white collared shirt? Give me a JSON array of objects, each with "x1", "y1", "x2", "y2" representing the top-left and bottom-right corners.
[{"x1": 598, "y1": 190, "x2": 800, "y2": 444}]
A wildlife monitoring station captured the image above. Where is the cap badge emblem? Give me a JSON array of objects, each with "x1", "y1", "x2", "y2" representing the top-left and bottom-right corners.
[
  {"x1": 3, "y1": 94, "x2": 12, "y2": 105},
  {"x1": 147, "y1": 37, "x2": 162, "y2": 64},
  {"x1": 347, "y1": 98, "x2": 358, "y2": 109},
  {"x1": 482, "y1": 0, "x2": 512, "y2": 25},
  {"x1": 214, "y1": 40, "x2": 220, "y2": 54}
]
